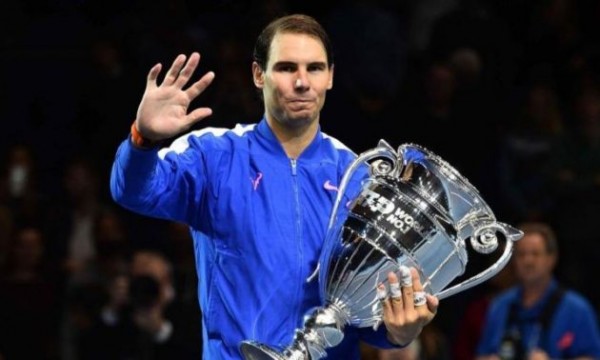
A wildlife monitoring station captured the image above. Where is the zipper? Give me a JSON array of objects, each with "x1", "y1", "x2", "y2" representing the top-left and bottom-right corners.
[{"x1": 290, "y1": 158, "x2": 304, "y2": 329}]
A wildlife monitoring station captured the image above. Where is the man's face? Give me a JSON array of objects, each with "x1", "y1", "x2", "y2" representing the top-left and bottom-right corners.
[
  {"x1": 253, "y1": 32, "x2": 333, "y2": 129},
  {"x1": 513, "y1": 232, "x2": 556, "y2": 286}
]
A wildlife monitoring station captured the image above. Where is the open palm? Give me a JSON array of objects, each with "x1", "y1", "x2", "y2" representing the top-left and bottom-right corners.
[{"x1": 135, "y1": 52, "x2": 215, "y2": 140}]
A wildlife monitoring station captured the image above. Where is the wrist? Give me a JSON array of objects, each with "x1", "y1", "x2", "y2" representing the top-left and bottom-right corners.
[
  {"x1": 130, "y1": 122, "x2": 162, "y2": 149},
  {"x1": 386, "y1": 331, "x2": 409, "y2": 347}
]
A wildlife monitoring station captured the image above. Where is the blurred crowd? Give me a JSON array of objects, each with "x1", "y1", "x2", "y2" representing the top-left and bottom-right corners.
[{"x1": 1, "y1": 0, "x2": 600, "y2": 359}]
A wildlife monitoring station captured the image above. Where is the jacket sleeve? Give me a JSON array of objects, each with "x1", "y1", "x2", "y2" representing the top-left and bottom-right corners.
[
  {"x1": 566, "y1": 295, "x2": 600, "y2": 358},
  {"x1": 110, "y1": 135, "x2": 206, "y2": 226}
]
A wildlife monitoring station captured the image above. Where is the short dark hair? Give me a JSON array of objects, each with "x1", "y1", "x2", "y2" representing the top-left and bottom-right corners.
[
  {"x1": 518, "y1": 222, "x2": 559, "y2": 255},
  {"x1": 253, "y1": 14, "x2": 333, "y2": 71}
]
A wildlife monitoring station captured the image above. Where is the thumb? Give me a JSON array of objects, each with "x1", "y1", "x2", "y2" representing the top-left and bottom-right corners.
[{"x1": 183, "y1": 107, "x2": 213, "y2": 128}]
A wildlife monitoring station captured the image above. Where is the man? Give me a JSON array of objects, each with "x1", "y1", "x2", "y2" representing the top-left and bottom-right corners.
[
  {"x1": 78, "y1": 250, "x2": 201, "y2": 359},
  {"x1": 476, "y1": 222, "x2": 600, "y2": 359},
  {"x1": 110, "y1": 14, "x2": 438, "y2": 359}
]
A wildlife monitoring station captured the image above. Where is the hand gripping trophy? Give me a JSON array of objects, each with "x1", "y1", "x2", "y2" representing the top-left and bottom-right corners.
[{"x1": 241, "y1": 140, "x2": 523, "y2": 360}]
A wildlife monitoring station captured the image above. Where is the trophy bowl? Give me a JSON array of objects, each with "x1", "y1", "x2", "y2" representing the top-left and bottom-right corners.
[{"x1": 241, "y1": 140, "x2": 523, "y2": 360}]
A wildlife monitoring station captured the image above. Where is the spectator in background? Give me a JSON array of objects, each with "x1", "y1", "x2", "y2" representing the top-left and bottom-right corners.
[
  {"x1": 78, "y1": 250, "x2": 200, "y2": 359},
  {"x1": 452, "y1": 259, "x2": 516, "y2": 360},
  {"x1": 207, "y1": 36, "x2": 262, "y2": 129},
  {"x1": 76, "y1": 270, "x2": 129, "y2": 359},
  {"x1": 77, "y1": 31, "x2": 140, "y2": 187},
  {"x1": 495, "y1": 73, "x2": 566, "y2": 224},
  {"x1": 476, "y1": 222, "x2": 600, "y2": 359},
  {"x1": 92, "y1": 207, "x2": 131, "y2": 281},
  {"x1": 0, "y1": 144, "x2": 45, "y2": 228},
  {"x1": 517, "y1": 0, "x2": 585, "y2": 103},
  {"x1": 45, "y1": 158, "x2": 106, "y2": 286},
  {"x1": 323, "y1": 0, "x2": 408, "y2": 152},
  {"x1": 549, "y1": 83, "x2": 600, "y2": 314},
  {"x1": 396, "y1": 57, "x2": 496, "y2": 190},
  {"x1": 41, "y1": 158, "x2": 125, "y2": 360},
  {"x1": 0, "y1": 206, "x2": 11, "y2": 268},
  {"x1": 0, "y1": 226, "x2": 60, "y2": 360},
  {"x1": 427, "y1": 0, "x2": 514, "y2": 99}
]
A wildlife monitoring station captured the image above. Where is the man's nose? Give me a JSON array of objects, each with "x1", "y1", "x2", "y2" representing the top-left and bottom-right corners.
[{"x1": 294, "y1": 70, "x2": 309, "y2": 89}]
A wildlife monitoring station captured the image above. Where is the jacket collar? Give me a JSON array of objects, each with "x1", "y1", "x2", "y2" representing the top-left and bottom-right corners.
[{"x1": 255, "y1": 117, "x2": 324, "y2": 162}]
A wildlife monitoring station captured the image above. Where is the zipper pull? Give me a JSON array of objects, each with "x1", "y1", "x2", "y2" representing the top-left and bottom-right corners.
[{"x1": 290, "y1": 159, "x2": 297, "y2": 175}]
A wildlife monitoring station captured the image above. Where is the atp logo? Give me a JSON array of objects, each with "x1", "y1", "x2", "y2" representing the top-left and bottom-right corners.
[{"x1": 356, "y1": 188, "x2": 422, "y2": 234}]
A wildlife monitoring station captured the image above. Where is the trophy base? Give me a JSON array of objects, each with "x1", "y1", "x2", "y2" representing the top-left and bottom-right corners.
[{"x1": 240, "y1": 341, "x2": 283, "y2": 360}]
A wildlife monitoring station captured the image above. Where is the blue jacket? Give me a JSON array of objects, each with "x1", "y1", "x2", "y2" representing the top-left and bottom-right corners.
[
  {"x1": 110, "y1": 118, "x2": 396, "y2": 359},
  {"x1": 476, "y1": 279, "x2": 600, "y2": 358}
]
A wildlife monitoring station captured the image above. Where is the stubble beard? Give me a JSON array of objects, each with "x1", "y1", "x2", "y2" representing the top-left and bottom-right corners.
[{"x1": 273, "y1": 107, "x2": 318, "y2": 131}]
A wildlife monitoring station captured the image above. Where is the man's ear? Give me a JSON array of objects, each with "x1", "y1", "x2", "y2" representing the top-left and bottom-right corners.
[
  {"x1": 327, "y1": 64, "x2": 334, "y2": 90},
  {"x1": 252, "y1": 62, "x2": 264, "y2": 89}
]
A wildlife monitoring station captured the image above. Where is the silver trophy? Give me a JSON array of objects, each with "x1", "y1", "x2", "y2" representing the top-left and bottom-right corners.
[{"x1": 240, "y1": 141, "x2": 523, "y2": 360}]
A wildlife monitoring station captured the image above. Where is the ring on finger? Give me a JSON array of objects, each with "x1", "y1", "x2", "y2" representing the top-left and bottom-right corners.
[
  {"x1": 377, "y1": 286, "x2": 388, "y2": 301},
  {"x1": 399, "y1": 266, "x2": 412, "y2": 286},
  {"x1": 390, "y1": 282, "x2": 402, "y2": 300},
  {"x1": 413, "y1": 291, "x2": 427, "y2": 306}
]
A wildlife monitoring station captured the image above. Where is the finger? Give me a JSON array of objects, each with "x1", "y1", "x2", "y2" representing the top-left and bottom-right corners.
[
  {"x1": 185, "y1": 71, "x2": 216, "y2": 100},
  {"x1": 386, "y1": 272, "x2": 405, "y2": 318},
  {"x1": 378, "y1": 283, "x2": 393, "y2": 319},
  {"x1": 376, "y1": 283, "x2": 388, "y2": 302},
  {"x1": 163, "y1": 54, "x2": 187, "y2": 86},
  {"x1": 184, "y1": 107, "x2": 213, "y2": 128},
  {"x1": 146, "y1": 63, "x2": 162, "y2": 89},
  {"x1": 410, "y1": 267, "x2": 423, "y2": 291},
  {"x1": 425, "y1": 294, "x2": 439, "y2": 315},
  {"x1": 410, "y1": 268, "x2": 427, "y2": 308},
  {"x1": 175, "y1": 52, "x2": 200, "y2": 88},
  {"x1": 387, "y1": 272, "x2": 402, "y2": 301},
  {"x1": 399, "y1": 266, "x2": 414, "y2": 308}
]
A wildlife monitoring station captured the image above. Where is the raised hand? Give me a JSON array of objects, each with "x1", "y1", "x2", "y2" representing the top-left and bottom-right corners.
[{"x1": 135, "y1": 52, "x2": 215, "y2": 141}]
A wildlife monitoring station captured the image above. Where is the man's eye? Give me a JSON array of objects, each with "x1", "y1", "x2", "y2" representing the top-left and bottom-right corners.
[{"x1": 308, "y1": 65, "x2": 325, "y2": 72}]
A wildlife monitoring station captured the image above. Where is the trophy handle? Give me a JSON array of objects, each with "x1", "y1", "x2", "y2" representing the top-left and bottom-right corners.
[
  {"x1": 435, "y1": 222, "x2": 523, "y2": 300},
  {"x1": 328, "y1": 139, "x2": 398, "y2": 230},
  {"x1": 307, "y1": 141, "x2": 398, "y2": 285}
]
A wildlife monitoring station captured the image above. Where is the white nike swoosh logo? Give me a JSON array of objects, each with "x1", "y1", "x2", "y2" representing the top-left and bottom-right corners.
[{"x1": 324, "y1": 180, "x2": 339, "y2": 192}]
